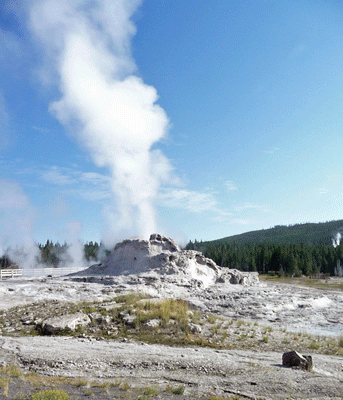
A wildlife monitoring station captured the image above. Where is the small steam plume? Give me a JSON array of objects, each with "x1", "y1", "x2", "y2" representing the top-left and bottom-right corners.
[
  {"x1": 29, "y1": 0, "x2": 174, "y2": 239},
  {"x1": 332, "y1": 232, "x2": 342, "y2": 248},
  {"x1": 61, "y1": 221, "x2": 87, "y2": 270},
  {"x1": 0, "y1": 179, "x2": 39, "y2": 269}
]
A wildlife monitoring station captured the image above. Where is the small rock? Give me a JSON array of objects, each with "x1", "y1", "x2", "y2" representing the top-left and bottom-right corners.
[
  {"x1": 120, "y1": 311, "x2": 137, "y2": 326},
  {"x1": 145, "y1": 319, "x2": 160, "y2": 328},
  {"x1": 89, "y1": 312, "x2": 113, "y2": 324},
  {"x1": 282, "y1": 351, "x2": 313, "y2": 371},
  {"x1": 188, "y1": 323, "x2": 202, "y2": 334},
  {"x1": 21, "y1": 320, "x2": 33, "y2": 326}
]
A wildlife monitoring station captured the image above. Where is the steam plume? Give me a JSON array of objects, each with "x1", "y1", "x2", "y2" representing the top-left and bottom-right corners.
[
  {"x1": 332, "y1": 232, "x2": 341, "y2": 248},
  {"x1": 0, "y1": 179, "x2": 39, "y2": 268},
  {"x1": 29, "y1": 0, "x2": 173, "y2": 239}
]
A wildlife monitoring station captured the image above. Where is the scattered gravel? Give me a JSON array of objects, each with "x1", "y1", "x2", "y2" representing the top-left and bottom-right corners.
[{"x1": 1, "y1": 335, "x2": 343, "y2": 399}]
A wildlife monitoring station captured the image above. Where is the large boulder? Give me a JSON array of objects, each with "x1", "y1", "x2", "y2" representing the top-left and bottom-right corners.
[
  {"x1": 282, "y1": 351, "x2": 313, "y2": 371},
  {"x1": 42, "y1": 312, "x2": 91, "y2": 334}
]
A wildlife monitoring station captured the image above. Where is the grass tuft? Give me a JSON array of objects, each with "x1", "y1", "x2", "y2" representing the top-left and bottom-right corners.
[
  {"x1": 310, "y1": 341, "x2": 320, "y2": 350},
  {"x1": 166, "y1": 384, "x2": 185, "y2": 395},
  {"x1": 142, "y1": 385, "x2": 159, "y2": 396},
  {"x1": 31, "y1": 389, "x2": 70, "y2": 400}
]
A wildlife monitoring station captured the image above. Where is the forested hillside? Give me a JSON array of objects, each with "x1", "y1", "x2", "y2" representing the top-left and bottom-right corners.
[
  {"x1": 186, "y1": 220, "x2": 343, "y2": 277},
  {"x1": 205, "y1": 220, "x2": 343, "y2": 246}
]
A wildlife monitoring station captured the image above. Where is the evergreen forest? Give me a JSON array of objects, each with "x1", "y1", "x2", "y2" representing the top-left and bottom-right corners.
[
  {"x1": 0, "y1": 240, "x2": 108, "y2": 269},
  {"x1": 186, "y1": 240, "x2": 343, "y2": 277},
  {"x1": 2, "y1": 220, "x2": 343, "y2": 277},
  {"x1": 185, "y1": 220, "x2": 343, "y2": 277}
]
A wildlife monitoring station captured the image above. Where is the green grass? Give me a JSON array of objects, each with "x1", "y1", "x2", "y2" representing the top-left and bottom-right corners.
[
  {"x1": 69, "y1": 378, "x2": 88, "y2": 387},
  {"x1": 31, "y1": 390, "x2": 70, "y2": 400},
  {"x1": 206, "y1": 314, "x2": 217, "y2": 324},
  {"x1": 310, "y1": 341, "x2": 320, "y2": 350},
  {"x1": 166, "y1": 384, "x2": 185, "y2": 395},
  {"x1": 135, "y1": 298, "x2": 191, "y2": 326},
  {"x1": 141, "y1": 385, "x2": 159, "y2": 396},
  {"x1": 261, "y1": 336, "x2": 269, "y2": 343},
  {"x1": 0, "y1": 363, "x2": 23, "y2": 397},
  {"x1": 4, "y1": 292, "x2": 343, "y2": 356},
  {"x1": 120, "y1": 381, "x2": 130, "y2": 391}
]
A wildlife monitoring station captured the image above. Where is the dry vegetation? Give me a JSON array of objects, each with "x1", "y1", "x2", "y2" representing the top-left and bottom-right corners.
[
  {"x1": 0, "y1": 362, "x2": 243, "y2": 400},
  {"x1": 1, "y1": 290, "x2": 343, "y2": 399},
  {"x1": 259, "y1": 274, "x2": 343, "y2": 291},
  {"x1": 1, "y1": 293, "x2": 343, "y2": 356}
]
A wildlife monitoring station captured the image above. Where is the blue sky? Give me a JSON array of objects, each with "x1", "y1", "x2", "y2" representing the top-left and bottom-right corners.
[{"x1": 1, "y1": 0, "x2": 343, "y2": 248}]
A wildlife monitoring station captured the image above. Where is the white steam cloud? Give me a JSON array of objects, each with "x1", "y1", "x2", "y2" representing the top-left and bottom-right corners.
[
  {"x1": 332, "y1": 232, "x2": 341, "y2": 248},
  {"x1": 29, "y1": 0, "x2": 173, "y2": 239},
  {"x1": 0, "y1": 179, "x2": 39, "y2": 268}
]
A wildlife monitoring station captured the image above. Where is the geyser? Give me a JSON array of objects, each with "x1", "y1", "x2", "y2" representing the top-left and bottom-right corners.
[{"x1": 74, "y1": 234, "x2": 259, "y2": 288}]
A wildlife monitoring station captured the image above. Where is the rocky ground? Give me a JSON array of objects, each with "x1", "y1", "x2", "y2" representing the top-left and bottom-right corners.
[
  {"x1": 0, "y1": 235, "x2": 343, "y2": 399},
  {"x1": 1, "y1": 335, "x2": 343, "y2": 400},
  {"x1": 0, "y1": 276, "x2": 343, "y2": 399}
]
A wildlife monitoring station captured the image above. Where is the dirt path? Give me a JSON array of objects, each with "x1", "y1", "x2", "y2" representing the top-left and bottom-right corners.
[{"x1": 1, "y1": 335, "x2": 343, "y2": 399}]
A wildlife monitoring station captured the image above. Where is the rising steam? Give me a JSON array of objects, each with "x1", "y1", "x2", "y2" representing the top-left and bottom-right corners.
[
  {"x1": 332, "y1": 232, "x2": 342, "y2": 248},
  {"x1": 29, "y1": 0, "x2": 173, "y2": 239}
]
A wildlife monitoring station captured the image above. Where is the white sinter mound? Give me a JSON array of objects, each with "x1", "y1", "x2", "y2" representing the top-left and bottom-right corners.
[{"x1": 75, "y1": 234, "x2": 259, "y2": 288}]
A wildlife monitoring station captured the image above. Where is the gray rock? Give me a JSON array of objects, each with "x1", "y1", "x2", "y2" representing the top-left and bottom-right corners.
[
  {"x1": 188, "y1": 323, "x2": 202, "y2": 334},
  {"x1": 145, "y1": 319, "x2": 160, "y2": 328},
  {"x1": 43, "y1": 312, "x2": 91, "y2": 334},
  {"x1": 282, "y1": 351, "x2": 313, "y2": 371},
  {"x1": 89, "y1": 312, "x2": 112, "y2": 324},
  {"x1": 119, "y1": 311, "x2": 137, "y2": 326},
  {"x1": 217, "y1": 269, "x2": 259, "y2": 286}
]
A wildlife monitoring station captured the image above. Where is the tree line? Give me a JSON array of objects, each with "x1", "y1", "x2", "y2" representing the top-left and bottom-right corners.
[
  {"x1": 3, "y1": 237, "x2": 343, "y2": 277},
  {"x1": 185, "y1": 240, "x2": 343, "y2": 277},
  {"x1": 0, "y1": 240, "x2": 110, "y2": 269}
]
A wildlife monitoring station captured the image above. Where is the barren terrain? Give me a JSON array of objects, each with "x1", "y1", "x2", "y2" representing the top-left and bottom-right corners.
[
  {"x1": 0, "y1": 275, "x2": 343, "y2": 399},
  {"x1": 1, "y1": 236, "x2": 343, "y2": 399}
]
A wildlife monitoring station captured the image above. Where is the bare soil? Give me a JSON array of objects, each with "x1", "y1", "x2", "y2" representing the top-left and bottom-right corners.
[{"x1": 1, "y1": 277, "x2": 343, "y2": 399}]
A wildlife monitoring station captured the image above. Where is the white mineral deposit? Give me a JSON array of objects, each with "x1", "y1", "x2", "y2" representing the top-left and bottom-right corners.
[{"x1": 1, "y1": 234, "x2": 343, "y2": 399}]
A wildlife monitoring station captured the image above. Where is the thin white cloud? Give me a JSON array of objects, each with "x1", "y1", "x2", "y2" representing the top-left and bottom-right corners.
[
  {"x1": 233, "y1": 202, "x2": 273, "y2": 214},
  {"x1": 39, "y1": 165, "x2": 112, "y2": 201},
  {"x1": 232, "y1": 218, "x2": 253, "y2": 225},
  {"x1": 318, "y1": 188, "x2": 328, "y2": 194},
  {"x1": 224, "y1": 180, "x2": 238, "y2": 191},
  {"x1": 32, "y1": 125, "x2": 50, "y2": 134},
  {"x1": 41, "y1": 166, "x2": 77, "y2": 185},
  {"x1": 264, "y1": 147, "x2": 279, "y2": 154},
  {"x1": 234, "y1": 203, "x2": 261, "y2": 212},
  {"x1": 159, "y1": 188, "x2": 218, "y2": 213},
  {"x1": 80, "y1": 172, "x2": 110, "y2": 183}
]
